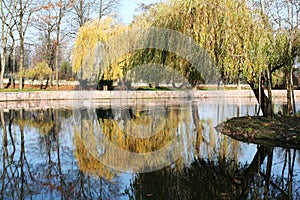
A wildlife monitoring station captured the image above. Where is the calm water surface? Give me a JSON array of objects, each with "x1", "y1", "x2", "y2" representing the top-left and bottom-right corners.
[{"x1": 0, "y1": 98, "x2": 299, "y2": 199}]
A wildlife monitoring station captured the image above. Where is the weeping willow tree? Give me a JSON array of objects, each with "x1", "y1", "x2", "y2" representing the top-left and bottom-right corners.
[
  {"x1": 130, "y1": 0, "x2": 275, "y2": 115},
  {"x1": 126, "y1": 3, "x2": 213, "y2": 87},
  {"x1": 71, "y1": 17, "x2": 127, "y2": 84}
]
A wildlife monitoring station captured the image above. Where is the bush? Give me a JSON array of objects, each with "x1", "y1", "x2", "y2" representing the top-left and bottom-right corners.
[
  {"x1": 19, "y1": 62, "x2": 52, "y2": 80},
  {"x1": 18, "y1": 61, "x2": 52, "y2": 89}
]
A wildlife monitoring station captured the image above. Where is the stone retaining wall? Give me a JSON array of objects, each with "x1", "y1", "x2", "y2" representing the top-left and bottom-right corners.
[
  {"x1": 0, "y1": 90, "x2": 299, "y2": 110},
  {"x1": 0, "y1": 90, "x2": 299, "y2": 101}
]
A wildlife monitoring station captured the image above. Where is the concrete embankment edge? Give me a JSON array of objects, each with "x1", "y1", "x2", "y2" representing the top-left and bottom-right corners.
[
  {"x1": 0, "y1": 90, "x2": 299, "y2": 110},
  {"x1": 1, "y1": 90, "x2": 298, "y2": 101},
  {"x1": 0, "y1": 90, "x2": 300, "y2": 101}
]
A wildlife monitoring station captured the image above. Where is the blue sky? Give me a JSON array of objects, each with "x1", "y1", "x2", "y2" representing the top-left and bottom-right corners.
[{"x1": 120, "y1": 0, "x2": 164, "y2": 24}]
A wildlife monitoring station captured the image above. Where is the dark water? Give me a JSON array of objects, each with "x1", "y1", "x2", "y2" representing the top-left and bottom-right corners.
[{"x1": 0, "y1": 99, "x2": 299, "y2": 200}]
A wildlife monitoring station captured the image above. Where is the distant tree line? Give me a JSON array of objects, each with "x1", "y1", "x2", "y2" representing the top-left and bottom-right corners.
[{"x1": 0, "y1": 0, "x2": 119, "y2": 89}]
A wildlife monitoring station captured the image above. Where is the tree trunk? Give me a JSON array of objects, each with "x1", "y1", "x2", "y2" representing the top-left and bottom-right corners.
[
  {"x1": 55, "y1": 2, "x2": 63, "y2": 90},
  {"x1": 99, "y1": 0, "x2": 103, "y2": 19},
  {"x1": 55, "y1": 50, "x2": 59, "y2": 90},
  {"x1": 9, "y1": 24, "x2": 16, "y2": 89},
  {"x1": 1, "y1": 109, "x2": 8, "y2": 195},
  {"x1": 241, "y1": 146, "x2": 271, "y2": 199},
  {"x1": 266, "y1": 67, "x2": 273, "y2": 118},
  {"x1": 286, "y1": 67, "x2": 294, "y2": 115},
  {"x1": 10, "y1": 38, "x2": 16, "y2": 89},
  {"x1": 18, "y1": 0, "x2": 24, "y2": 90},
  {"x1": 0, "y1": 51, "x2": 5, "y2": 89},
  {"x1": 0, "y1": 4, "x2": 8, "y2": 89},
  {"x1": 40, "y1": 78, "x2": 43, "y2": 90},
  {"x1": 19, "y1": 37, "x2": 24, "y2": 89},
  {"x1": 264, "y1": 148, "x2": 273, "y2": 199},
  {"x1": 248, "y1": 81, "x2": 273, "y2": 117},
  {"x1": 46, "y1": 27, "x2": 53, "y2": 89}
]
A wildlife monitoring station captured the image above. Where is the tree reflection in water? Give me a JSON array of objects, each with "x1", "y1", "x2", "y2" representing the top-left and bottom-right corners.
[
  {"x1": 126, "y1": 146, "x2": 299, "y2": 199},
  {"x1": 0, "y1": 101, "x2": 299, "y2": 199},
  {"x1": 0, "y1": 109, "x2": 124, "y2": 199}
]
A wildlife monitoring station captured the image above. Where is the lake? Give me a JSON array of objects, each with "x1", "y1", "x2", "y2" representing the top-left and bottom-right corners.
[{"x1": 0, "y1": 98, "x2": 299, "y2": 199}]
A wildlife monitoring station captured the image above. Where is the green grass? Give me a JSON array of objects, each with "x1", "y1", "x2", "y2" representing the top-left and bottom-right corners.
[
  {"x1": 0, "y1": 88, "x2": 60, "y2": 92},
  {"x1": 197, "y1": 87, "x2": 213, "y2": 91},
  {"x1": 0, "y1": 88, "x2": 42, "y2": 92},
  {"x1": 136, "y1": 86, "x2": 173, "y2": 91}
]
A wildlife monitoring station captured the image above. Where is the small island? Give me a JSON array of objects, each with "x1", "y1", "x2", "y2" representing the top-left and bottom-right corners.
[{"x1": 216, "y1": 116, "x2": 300, "y2": 149}]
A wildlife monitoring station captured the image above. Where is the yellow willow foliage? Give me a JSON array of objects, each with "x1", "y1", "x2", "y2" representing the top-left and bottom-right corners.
[
  {"x1": 207, "y1": 119, "x2": 216, "y2": 159},
  {"x1": 135, "y1": 0, "x2": 271, "y2": 84},
  {"x1": 230, "y1": 139, "x2": 241, "y2": 161},
  {"x1": 71, "y1": 17, "x2": 127, "y2": 80},
  {"x1": 125, "y1": 49, "x2": 193, "y2": 84},
  {"x1": 103, "y1": 53, "x2": 132, "y2": 80},
  {"x1": 18, "y1": 120, "x2": 53, "y2": 136},
  {"x1": 129, "y1": 3, "x2": 203, "y2": 83},
  {"x1": 74, "y1": 107, "x2": 193, "y2": 173},
  {"x1": 219, "y1": 136, "x2": 228, "y2": 159},
  {"x1": 74, "y1": 128, "x2": 118, "y2": 180},
  {"x1": 194, "y1": 119, "x2": 239, "y2": 160},
  {"x1": 195, "y1": 121, "x2": 203, "y2": 155},
  {"x1": 100, "y1": 108, "x2": 180, "y2": 154}
]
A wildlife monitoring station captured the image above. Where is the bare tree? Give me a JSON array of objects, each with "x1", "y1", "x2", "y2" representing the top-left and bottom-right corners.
[
  {"x1": 31, "y1": 0, "x2": 73, "y2": 89},
  {"x1": 13, "y1": 0, "x2": 39, "y2": 89},
  {"x1": 55, "y1": 1, "x2": 64, "y2": 89},
  {"x1": 32, "y1": 1, "x2": 56, "y2": 88},
  {"x1": 99, "y1": 0, "x2": 120, "y2": 20},
  {"x1": 54, "y1": 0, "x2": 74, "y2": 89},
  {"x1": 69, "y1": 0, "x2": 120, "y2": 32},
  {"x1": 0, "y1": 0, "x2": 16, "y2": 89},
  {"x1": 70, "y1": 0, "x2": 96, "y2": 28}
]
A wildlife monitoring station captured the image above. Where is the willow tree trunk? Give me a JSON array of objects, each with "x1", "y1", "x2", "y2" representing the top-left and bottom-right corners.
[
  {"x1": 241, "y1": 146, "x2": 272, "y2": 199},
  {"x1": 248, "y1": 81, "x2": 273, "y2": 117}
]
